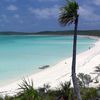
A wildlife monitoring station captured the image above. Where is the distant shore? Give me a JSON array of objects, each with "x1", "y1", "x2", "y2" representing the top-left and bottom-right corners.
[
  {"x1": 0, "y1": 30, "x2": 100, "y2": 37},
  {"x1": 0, "y1": 35, "x2": 100, "y2": 96}
]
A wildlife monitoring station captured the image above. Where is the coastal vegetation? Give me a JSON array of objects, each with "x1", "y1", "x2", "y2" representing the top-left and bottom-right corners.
[
  {"x1": 0, "y1": 74, "x2": 99, "y2": 100},
  {"x1": 0, "y1": 30, "x2": 100, "y2": 36},
  {"x1": 77, "y1": 73, "x2": 93, "y2": 88},
  {"x1": 93, "y1": 64, "x2": 100, "y2": 83}
]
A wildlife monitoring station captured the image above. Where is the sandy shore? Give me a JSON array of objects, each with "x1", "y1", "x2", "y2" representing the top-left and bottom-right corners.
[{"x1": 0, "y1": 36, "x2": 100, "y2": 96}]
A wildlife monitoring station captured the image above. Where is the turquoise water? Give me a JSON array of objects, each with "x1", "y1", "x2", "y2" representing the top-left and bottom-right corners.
[{"x1": 0, "y1": 35, "x2": 96, "y2": 85}]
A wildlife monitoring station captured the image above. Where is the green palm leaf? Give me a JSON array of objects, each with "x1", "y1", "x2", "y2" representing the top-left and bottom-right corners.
[{"x1": 59, "y1": 0, "x2": 79, "y2": 26}]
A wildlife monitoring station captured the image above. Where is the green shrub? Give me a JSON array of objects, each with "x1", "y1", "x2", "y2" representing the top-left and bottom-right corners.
[
  {"x1": 77, "y1": 73, "x2": 93, "y2": 88},
  {"x1": 17, "y1": 79, "x2": 40, "y2": 100},
  {"x1": 81, "y1": 88, "x2": 97, "y2": 100}
]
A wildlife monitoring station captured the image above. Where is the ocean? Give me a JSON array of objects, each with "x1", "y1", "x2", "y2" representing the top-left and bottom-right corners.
[{"x1": 0, "y1": 35, "x2": 96, "y2": 86}]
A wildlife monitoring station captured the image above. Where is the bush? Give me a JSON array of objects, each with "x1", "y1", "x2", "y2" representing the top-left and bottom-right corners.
[
  {"x1": 17, "y1": 79, "x2": 40, "y2": 100},
  {"x1": 77, "y1": 73, "x2": 92, "y2": 88},
  {"x1": 81, "y1": 88, "x2": 97, "y2": 100}
]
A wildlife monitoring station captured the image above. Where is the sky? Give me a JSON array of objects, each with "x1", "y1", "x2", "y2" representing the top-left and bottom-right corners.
[{"x1": 0, "y1": 0, "x2": 100, "y2": 32}]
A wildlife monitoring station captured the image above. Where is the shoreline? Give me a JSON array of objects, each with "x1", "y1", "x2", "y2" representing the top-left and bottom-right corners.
[{"x1": 0, "y1": 35, "x2": 100, "y2": 96}]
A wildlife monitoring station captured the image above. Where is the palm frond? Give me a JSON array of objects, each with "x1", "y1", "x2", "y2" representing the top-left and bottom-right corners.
[
  {"x1": 18, "y1": 79, "x2": 40, "y2": 100},
  {"x1": 59, "y1": 0, "x2": 79, "y2": 26}
]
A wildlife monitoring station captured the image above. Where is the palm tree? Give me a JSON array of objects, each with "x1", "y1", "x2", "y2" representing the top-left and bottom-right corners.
[
  {"x1": 56, "y1": 82, "x2": 72, "y2": 100},
  {"x1": 59, "y1": 0, "x2": 82, "y2": 100},
  {"x1": 18, "y1": 79, "x2": 40, "y2": 100}
]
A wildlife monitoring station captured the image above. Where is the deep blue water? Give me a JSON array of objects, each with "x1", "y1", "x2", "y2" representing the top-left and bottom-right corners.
[{"x1": 0, "y1": 35, "x2": 96, "y2": 85}]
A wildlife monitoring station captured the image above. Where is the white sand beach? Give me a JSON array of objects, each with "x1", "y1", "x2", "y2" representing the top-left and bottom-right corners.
[{"x1": 0, "y1": 36, "x2": 100, "y2": 96}]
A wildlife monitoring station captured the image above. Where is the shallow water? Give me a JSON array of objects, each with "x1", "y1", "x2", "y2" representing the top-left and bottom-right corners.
[{"x1": 0, "y1": 35, "x2": 96, "y2": 85}]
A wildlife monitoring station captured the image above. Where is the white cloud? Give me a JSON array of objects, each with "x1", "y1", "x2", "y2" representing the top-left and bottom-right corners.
[
  {"x1": 7, "y1": 5, "x2": 18, "y2": 11},
  {"x1": 92, "y1": 0, "x2": 100, "y2": 5},
  {"x1": 79, "y1": 6, "x2": 100, "y2": 21},
  {"x1": 1, "y1": 15, "x2": 10, "y2": 23},
  {"x1": 19, "y1": 20, "x2": 24, "y2": 24},
  {"x1": 29, "y1": 5, "x2": 59, "y2": 19},
  {"x1": 13, "y1": 14, "x2": 20, "y2": 18},
  {"x1": 1, "y1": 15, "x2": 7, "y2": 19}
]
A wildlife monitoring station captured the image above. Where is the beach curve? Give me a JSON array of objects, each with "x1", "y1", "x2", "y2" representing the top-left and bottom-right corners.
[{"x1": 0, "y1": 35, "x2": 100, "y2": 96}]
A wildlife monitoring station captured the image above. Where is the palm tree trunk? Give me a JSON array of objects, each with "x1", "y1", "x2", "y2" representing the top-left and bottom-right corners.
[{"x1": 72, "y1": 15, "x2": 82, "y2": 100}]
